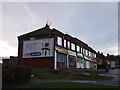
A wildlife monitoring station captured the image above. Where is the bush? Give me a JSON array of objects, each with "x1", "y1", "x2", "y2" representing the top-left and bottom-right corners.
[{"x1": 2, "y1": 65, "x2": 32, "y2": 85}]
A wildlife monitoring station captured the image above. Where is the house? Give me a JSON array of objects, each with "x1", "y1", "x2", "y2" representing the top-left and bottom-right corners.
[
  {"x1": 96, "y1": 51, "x2": 107, "y2": 69},
  {"x1": 106, "y1": 54, "x2": 120, "y2": 69},
  {"x1": 18, "y1": 24, "x2": 98, "y2": 69}
]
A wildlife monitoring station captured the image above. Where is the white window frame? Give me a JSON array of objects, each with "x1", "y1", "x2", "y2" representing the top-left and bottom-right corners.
[
  {"x1": 81, "y1": 47, "x2": 83, "y2": 53},
  {"x1": 71, "y1": 43, "x2": 75, "y2": 51},
  {"x1": 82, "y1": 48, "x2": 85, "y2": 55},
  {"x1": 77, "y1": 45, "x2": 80, "y2": 52},
  {"x1": 57, "y1": 36, "x2": 62, "y2": 46},
  {"x1": 64, "y1": 39, "x2": 66, "y2": 48},
  {"x1": 94, "y1": 54, "x2": 96, "y2": 58},
  {"x1": 89, "y1": 51, "x2": 91, "y2": 57},
  {"x1": 67, "y1": 41, "x2": 70, "y2": 49}
]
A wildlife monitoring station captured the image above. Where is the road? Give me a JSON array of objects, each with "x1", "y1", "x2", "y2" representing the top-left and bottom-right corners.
[{"x1": 96, "y1": 69, "x2": 120, "y2": 86}]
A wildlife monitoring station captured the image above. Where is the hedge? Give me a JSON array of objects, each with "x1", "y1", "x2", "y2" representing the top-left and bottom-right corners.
[{"x1": 2, "y1": 65, "x2": 32, "y2": 85}]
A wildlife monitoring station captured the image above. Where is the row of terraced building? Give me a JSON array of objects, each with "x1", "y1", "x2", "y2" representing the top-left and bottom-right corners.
[{"x1": 18, "y1": 24, "x2": 108, "y2": 69}]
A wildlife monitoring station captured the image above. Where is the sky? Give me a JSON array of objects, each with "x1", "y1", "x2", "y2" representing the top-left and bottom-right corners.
[{"x1": 0, "y1": 0, "x2": 119, "y2": 60}]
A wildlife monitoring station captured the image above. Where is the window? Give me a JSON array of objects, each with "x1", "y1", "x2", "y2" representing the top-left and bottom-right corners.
[
  {"x1": 85, "y1": 50, "x2": 88, "y2": 56},
  {"x1": 71, "y1": 43, "x2": 75, "y2": 51},
  {"x1": 91, "y1": 52, "x2": 93, "y2": 57},
  {"x1": 81, "y1": 47, "x2": 83, "y2": 53},
  {"x1": 77, "y1": 45, "x2": 80, "y2": 52},
  {"x1": 57, "y1": 36, "x2": 62, "y2": 46},
  {"x1": 67, "y1": 41, "x2": 70, "y2": 49},
  {"x1": 64, "y1": 39, "x2": 66, "y2": 48},
  {"x1": 30, "y1": 37, "x2": 36, "y2": 40},
  {"x1": 89, "y1": 51, "x2": 91, "y2": 57},
  {"x1": 83, "y1": 48, "x2": 85, "y2": 55},
  {"x1": 94, "y1": 54, "x2": 96, "y2": 58}
]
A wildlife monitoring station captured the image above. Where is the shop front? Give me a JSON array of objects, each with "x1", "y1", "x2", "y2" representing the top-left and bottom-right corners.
[
  {"x1": 76, "y1": 53, "x2": 84, "y2": 69},
  {"x1": 84, "y1": 56, "x2": 91, "y2": 69},
  {"x1": 68, "y1": 50, "x2": 76, "y2": 68},
  {"x1": 55, "y1": 46, "x2": 68, "y2": 69}
]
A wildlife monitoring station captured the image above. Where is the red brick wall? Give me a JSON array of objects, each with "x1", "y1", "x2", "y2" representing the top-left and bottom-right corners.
[
  {"x1": 19, "y1": 57, "x2": 54, "y2": 68},
  {"x1": 18, "y1": 35, "x2": 55, "y2": 69}
]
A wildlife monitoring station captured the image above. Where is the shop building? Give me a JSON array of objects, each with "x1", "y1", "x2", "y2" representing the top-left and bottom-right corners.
[{"x1": 18, "y1": 24, "x2": 98, "y2": 69}]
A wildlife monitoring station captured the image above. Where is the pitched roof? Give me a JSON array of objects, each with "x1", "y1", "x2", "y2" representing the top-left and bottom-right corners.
[{"x1": 18, "y1": 24, "x2": 53, "y2": 38}]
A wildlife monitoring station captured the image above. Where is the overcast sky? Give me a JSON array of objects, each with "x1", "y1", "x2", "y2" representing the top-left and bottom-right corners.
[{"x1": 0, "y1": 1, "x2": 118, "y2": 58}]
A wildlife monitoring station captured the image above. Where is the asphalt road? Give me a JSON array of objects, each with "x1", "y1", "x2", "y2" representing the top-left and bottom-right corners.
[{"x1": 97, "y1": 69, "x2": 120, "y2": 86}]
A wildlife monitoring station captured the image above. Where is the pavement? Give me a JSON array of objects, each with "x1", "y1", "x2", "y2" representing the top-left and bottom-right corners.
[{"x1": 28, "y1": 69, "x2": 120, "y2": 86}]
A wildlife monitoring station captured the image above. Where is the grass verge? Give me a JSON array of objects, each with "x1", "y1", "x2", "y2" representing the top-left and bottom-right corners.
[
  {"x1": 31, "y1": 67, "x2": 113, "y2": 80},
  {"x1": 17, "y1": 82, "x2": 119, "y2": 88}
]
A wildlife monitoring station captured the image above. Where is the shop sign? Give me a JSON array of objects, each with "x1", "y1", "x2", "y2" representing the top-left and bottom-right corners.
[
  {"x1": 68, "y1": 50, "x2": 76, "y2": 56},
  {"x1": 56, "y1": 46, "x2": 68, "y2": 54},
  {"x1": 77, "y1": 53, "x2": 83, "y2": 58}
]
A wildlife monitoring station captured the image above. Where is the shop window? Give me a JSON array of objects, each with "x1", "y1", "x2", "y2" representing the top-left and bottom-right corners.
[
  {"x1": 57, "y1": 53, "x2": 67, "y2": 68},
  {"x1": 71, "y1": 43, "x2": 75, "y2": 51},
  {"x1": 64, "y1": 39, "x2": 66, "y2": 48},
  {"x1": 69, "y1": 56, "x2": 75, "y2": 66},
  {"x1": 57, "y1": 36, "x2": 62, "y2": 46},
  {"x1": 81, "y1": 59, "x2": 84, "y2": 64}
]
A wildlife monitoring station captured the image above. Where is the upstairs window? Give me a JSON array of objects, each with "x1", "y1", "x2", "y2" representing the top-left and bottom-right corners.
[
  {"x1": 57, "y1": 36, "x2": 62, "y2": 46},
  {"x1": 83, "y1": 48, "x2": 86, "y2": 55},
  {"x1": 89, "y1": 51, "x2": 91, "y2": 57},
  {"x1": 85, "y1": 50, "x2": 88, "y2": 56},
  {"x1": 68, "y1": 41, "x2": 70, "y2": 49},
  {"x1": 77, "y1": 45, "x2": 80, "y2": 52},
  {"x1": 71, "y1": 43, "x2": 75, "y2": 51},
  {"x1": 30, "y1": 37, "x2": 36, "y2": 40},
  {"x1": 81, "y1": 47, "x2": 83, "y2": 54},
  {"x1": 94, "y1": 54, "x2": 96, "y2": 58},
  {"x1": 64, "y1": 39, "x2": 66, "y2": 48}
]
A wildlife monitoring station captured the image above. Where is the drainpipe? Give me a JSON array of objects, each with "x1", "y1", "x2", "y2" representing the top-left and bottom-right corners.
[{"x1": 54, "y1": 50, "x2": 57, "y2": 69}]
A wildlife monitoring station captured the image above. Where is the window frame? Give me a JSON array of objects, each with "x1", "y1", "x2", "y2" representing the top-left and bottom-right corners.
[
  {"x1": 71, "y1": 43, "x2": 75, "y2": 51},
  {"x1": 57, "y1": 36, "x2": 62, "y2": 46}
]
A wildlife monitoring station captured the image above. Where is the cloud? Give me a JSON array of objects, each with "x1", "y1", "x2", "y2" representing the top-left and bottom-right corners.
[
  {"x1": 96, "y1": 44, "x2": 118, "y2": 56},
  {"x1": 2, "y1": 2, "x2": 118, "y2": 56},
  {"x1": 0, "y1": 40, "x2": 17, "y2": 57}
]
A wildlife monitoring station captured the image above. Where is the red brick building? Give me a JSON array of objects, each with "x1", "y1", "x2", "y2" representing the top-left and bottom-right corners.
[{"x1": 18, "y1": 24, "x2": 104, "y2": 69}]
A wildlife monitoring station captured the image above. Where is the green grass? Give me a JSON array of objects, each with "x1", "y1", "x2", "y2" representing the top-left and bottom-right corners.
[
  {"x1": 17, "y1": 82, "x2": 119, "y2": 88},
  {"x1": 32, "y1": 68, "x2": 69, "y2": 79},
  {"x1": 31, "y1": 67, "x2": 113, "y2": 80}
]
